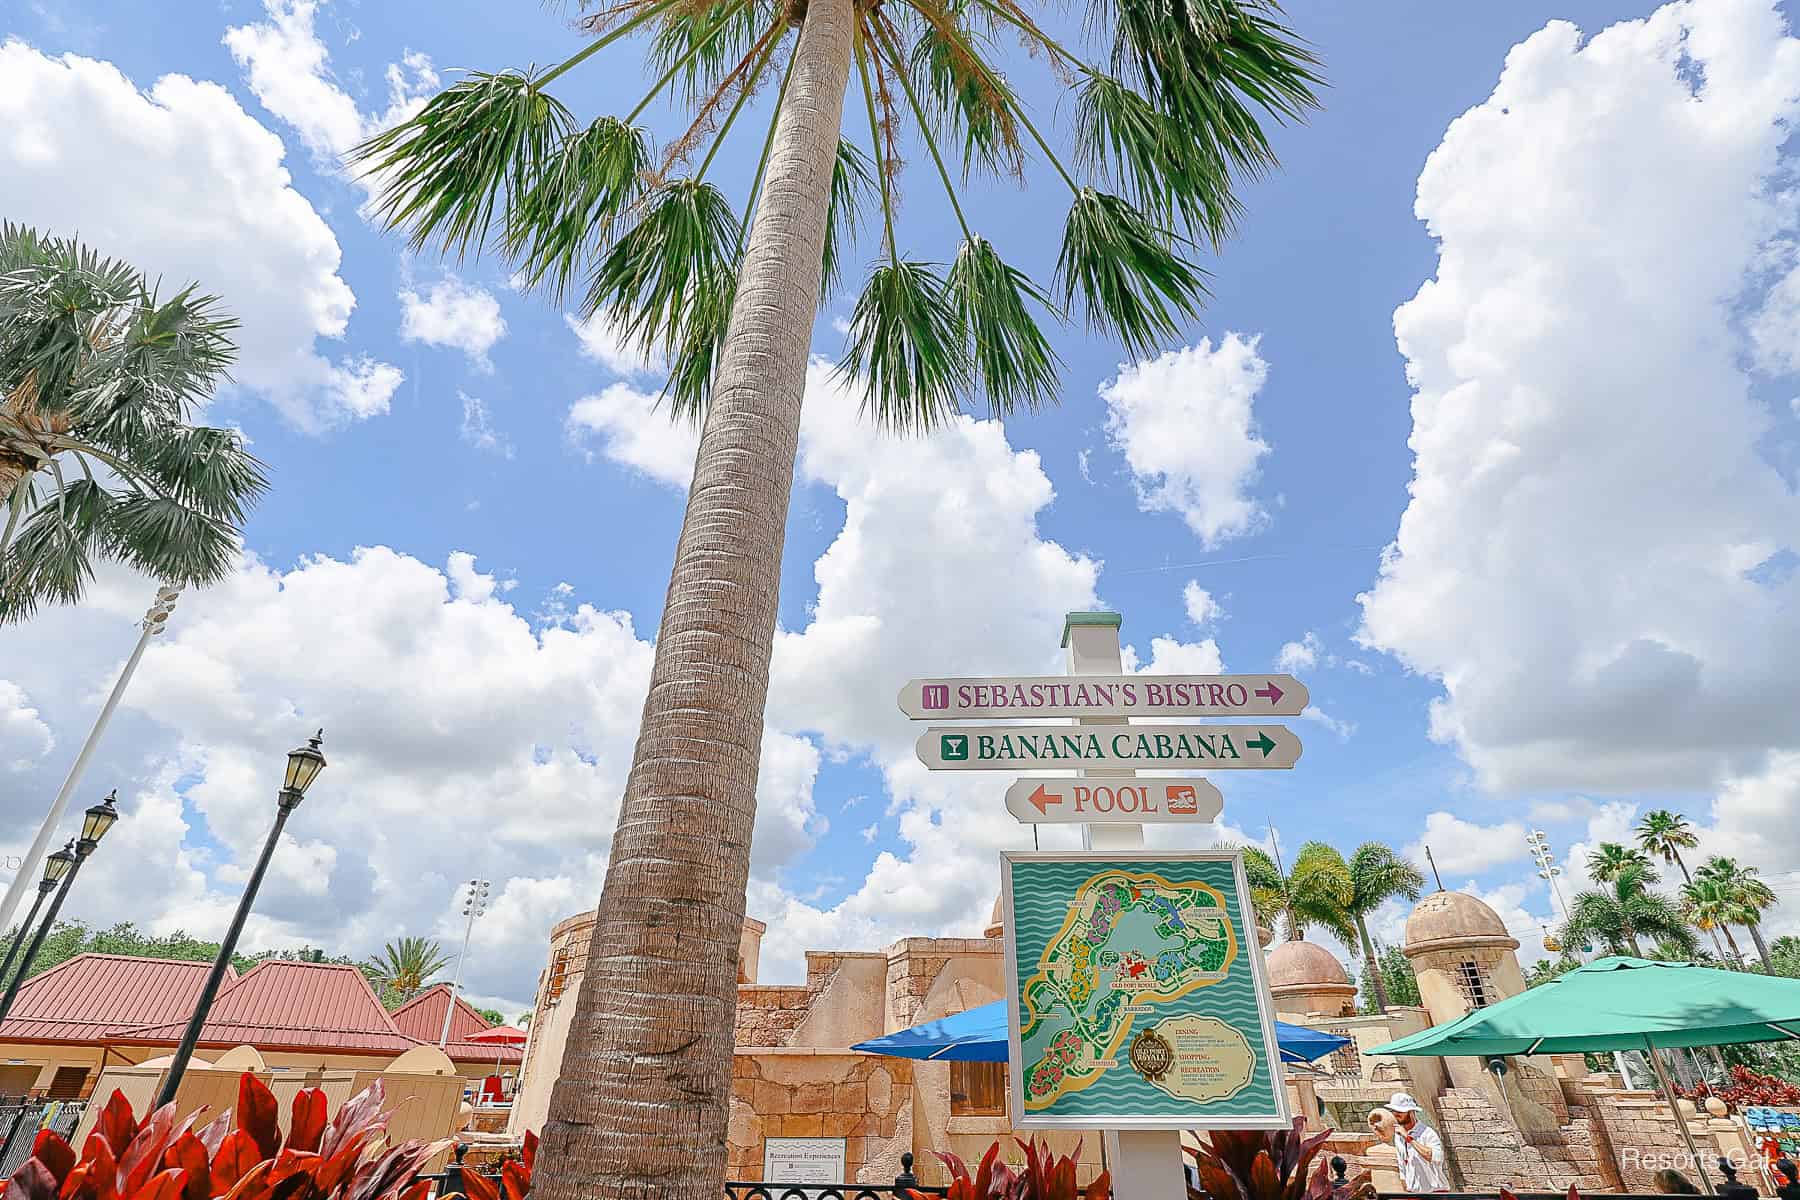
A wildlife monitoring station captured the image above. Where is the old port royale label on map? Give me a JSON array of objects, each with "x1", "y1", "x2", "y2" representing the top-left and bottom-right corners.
[
  {"x1": 1001, "y1": 851, "x2": 1288, "y2": 1129},
  {"x1": 897, "y1": 674, "x2": 1307, "y2": 720}
]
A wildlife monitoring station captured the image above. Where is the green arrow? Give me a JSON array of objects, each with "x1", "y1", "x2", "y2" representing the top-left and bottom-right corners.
[{"x1": 1246, "y1": 731, "x2": 1277, "y2": 757}]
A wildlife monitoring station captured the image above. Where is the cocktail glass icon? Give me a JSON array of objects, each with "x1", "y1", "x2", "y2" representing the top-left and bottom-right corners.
[
  {"x1": 1166, "y1": 784, "x2": 1199, "y2": 815},
  {"x1": 922, "y1": 684, "x2": 949, "y2": 710}
]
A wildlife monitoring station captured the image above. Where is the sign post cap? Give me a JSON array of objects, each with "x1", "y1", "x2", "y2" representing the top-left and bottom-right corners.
[{"x1": 1061, "y1": 611, "x2": 1122, "y2": 647}]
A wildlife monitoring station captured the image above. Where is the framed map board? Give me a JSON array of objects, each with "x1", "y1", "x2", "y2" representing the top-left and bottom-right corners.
[{"x1": 1002, "y1": 850, "x2": 1289, "y2": 1130}]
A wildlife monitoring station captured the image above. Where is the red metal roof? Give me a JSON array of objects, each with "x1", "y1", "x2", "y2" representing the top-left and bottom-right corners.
[
  {"x1": 0, "y1": 955, "x2": 231, "y2": 1044},
  {"x1": 390, "y1": 985, "x2": 524, "y2": 1065},
  {"x1": 111, "y1": 960, "x2": 419, "y2": 1054}
]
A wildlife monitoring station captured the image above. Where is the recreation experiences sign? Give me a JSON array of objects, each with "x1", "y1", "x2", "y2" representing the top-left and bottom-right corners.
[
  {"x1": 916, "y1": 724, "x2": 1302, "y2": 771},
  {"x1": 898, "y1": 674, "x2": 1307, "y2": 720},
  {"x1": 1001, "y1": 851, "x2": 1288, "y2": 1129}
]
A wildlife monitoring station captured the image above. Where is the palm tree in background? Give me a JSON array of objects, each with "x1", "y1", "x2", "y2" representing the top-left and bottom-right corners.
[
  {"x1": 361, "y1": 937, "x2": 451, "y2": 1003},
  {"x1": 1242, "y1": 844, "x2": 1309, "y2": 941},
  {"x1": 1561, "y1": 862, "x2": 1696, "y2": 958},
  {"x1": 351, "y1": 0, "x2": 1320, "y2": 1191},
  {"x1": 1681, "y1": 877, "x2": 1747, "y2": 964},
  {"x1": 1635, "y1": 809, "x2": 1727, "y2": 959},
  {"x1": 1696, "y1": 856, "x2": 1778, "y2": 972},
  {"x1": 0, "y1": 224, "x2": 266, "y2": 622},
  {"x1": 1285, "y1": 841, "x2": 1424, "y2": 1012},
  {"x1": 1587, "y1": 841, "x2": 1653, "y2": 883}
]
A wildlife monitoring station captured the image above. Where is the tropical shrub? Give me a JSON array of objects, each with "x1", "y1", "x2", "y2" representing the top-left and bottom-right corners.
[
  {"x1": 1678, "y1": 1064, "x2": 1800, "y2": 1108},
  {"x1": 1186, "y1": 1118, "x2": 1372, "y2": 1200},
  {"x1": 0, "y1": 1072, "x2": 516, "y2": 1200},
  {"x1": 916, "y1": 1139, "x2": 1109, "y2": 1200}
]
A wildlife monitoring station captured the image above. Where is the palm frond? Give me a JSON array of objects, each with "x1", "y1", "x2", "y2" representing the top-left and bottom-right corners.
[
  {"x1": 102, "y1": 494, "x2": 240, "y2": 585},
  {"x1": 838, "y1": 259, "x2": 971, "y2": 432},
  {"x1": 661, "y1": 264, "x2": 737, "y2": 421},
  {"x1": 948, "y1": 237, "x2": 1059, "y2": 415},
  {"x1": 822, "y1": 141, "x2": 878, "y2": 300},
  {"x1": 503, "y1": 116, "x2": 652, "y2": 304},
  {"x1": 1056, "y1": 187, "x2": 1208, "y2": 359},
  {"x1": 1075, "y1": 73, "x2": 1239, "y2": 246},
  {"x1": 352, "y1": 70, "x2": 576, "y2": 259},
  {"x1": 907, "y1": 7, "x2": 1025, "y2": 179},
  {"x1": 647, "y1": 0, "x2": 771, "y2": 103},
  {"x1": 0, "y1": 475, "x2": 109, "y2": 621},
  {"x1": 584, "y1": 178, "x2": 741, "y2": 359}
]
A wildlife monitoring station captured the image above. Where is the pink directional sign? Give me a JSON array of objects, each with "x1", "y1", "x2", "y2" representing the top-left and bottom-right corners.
[{"x1": 896, "y1": 674, "x2": 1308, "y2": 720}]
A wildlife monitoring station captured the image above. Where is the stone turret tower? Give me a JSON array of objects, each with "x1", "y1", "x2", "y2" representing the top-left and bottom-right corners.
[{"x1": 1265, "y1": 939, "x2": 1359, "y2": 1020}]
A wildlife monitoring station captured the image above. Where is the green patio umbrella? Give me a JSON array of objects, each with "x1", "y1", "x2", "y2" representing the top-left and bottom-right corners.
[{"x1": 1368, "y1": 956, "x2": 1800, "y2": 1195}]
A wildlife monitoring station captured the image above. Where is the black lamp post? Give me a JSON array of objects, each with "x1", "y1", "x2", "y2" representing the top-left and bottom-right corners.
[
  {"x1": 156, "y1": 731, "x2": 326, "y2": 1107},
  {"x1": 0, "y1": 791, "x2": 122, "y2": 1022},
  {"x1": 0, "y1": 846, "x2": 75, "y2": 992}
]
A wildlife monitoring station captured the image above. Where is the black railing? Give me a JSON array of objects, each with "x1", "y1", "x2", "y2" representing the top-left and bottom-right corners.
[
  {"x1": 726, "y1": 1186, "x2": 947, "y2": 1200},
  {"x1": 0, "y1": 1100, "x2": 87, "y2": 1179}
]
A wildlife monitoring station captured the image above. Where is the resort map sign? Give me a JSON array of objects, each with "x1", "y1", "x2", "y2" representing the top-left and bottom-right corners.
[
  {"x1": 1001, "y1": 851, "x2": 1289, "y2": 1130},
  {"x1": 897, "y1": 674, "x2": 1308, "y2": 720}
]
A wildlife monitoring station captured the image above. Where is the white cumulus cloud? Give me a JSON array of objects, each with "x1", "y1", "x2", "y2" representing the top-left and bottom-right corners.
[
  {"x1": 1357, "y1": 0, "x2": 1800, "y2": 794},
  {"x1": 566, "y1": 383, "x2": 698, "y2": 486},
  {"x1": 400, "y1": 278, "x2": 508, "y2": 370},
  {"x1": 1101, "y1": 333, "x2": 1272, "y2": 547}
]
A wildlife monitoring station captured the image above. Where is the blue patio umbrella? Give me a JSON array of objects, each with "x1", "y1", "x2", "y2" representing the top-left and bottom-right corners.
[{"x1": 851, "y1": 1000, "x2": 1349, "y2": 1064}]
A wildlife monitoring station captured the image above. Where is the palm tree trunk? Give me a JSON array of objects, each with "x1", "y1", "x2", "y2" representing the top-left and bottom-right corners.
[
  {"x1": 1747, "y1": 922, "x2": 1774, "y2": 974},
  {"x1": 1720, "y1": 923, "x2": 1744, "y2": 963},
  {"x1": 1625, "y1": 931, "x2": 1644, "y2": 957},
  {"x1": 530, "y1": 3, "x2": 856, "y2": 1198},
  {"x1": 1356, "y1": 916, "x2": 1389, "y2": 1012}
]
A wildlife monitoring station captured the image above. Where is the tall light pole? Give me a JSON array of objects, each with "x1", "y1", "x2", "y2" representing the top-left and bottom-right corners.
[
  {"x1": 0, "y1": 585, "x2": 180, "y2": 938},
  {"x1": 1527, "y1": 830, "x2": 1578, "y2": 957},
  {"x1": 0, "y1": 792, "x2": 122, "y2": 1021},
  {"x1": 0, "y1": 847, "x2": 74, "y2": 988},
  {"x1": 156, "y1": 731, "x2": 326, "y2": 1108},
  {"x1": 440, "y1": 879, "x2": 490, "y2": 1047}
]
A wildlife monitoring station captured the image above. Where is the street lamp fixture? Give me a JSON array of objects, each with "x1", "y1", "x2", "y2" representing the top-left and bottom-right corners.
[
  {"x1": 0, "y1": 846, "x2": 77, "y2": 991},
  {"x1": 0, "y1": 788, "x2": 125, "y2": 1021},
  {"x1": 156, "y1": 731, "x2": 327, "y2": 1107}
]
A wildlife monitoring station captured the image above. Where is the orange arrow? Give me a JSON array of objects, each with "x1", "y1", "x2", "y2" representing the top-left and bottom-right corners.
[{"x1": 1028, "y1": 784, "x2": 1062, "y2": 815}]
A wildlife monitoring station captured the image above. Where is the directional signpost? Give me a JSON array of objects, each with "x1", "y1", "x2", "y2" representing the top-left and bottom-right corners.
[
  {"x1": 897, "y1": 674, "x2": 1307, "y2": 720},
  {"x1": 1004, "y1": 778, "x2": 1224, "y2": 824},
  {"x1": 916, "y1": 724, "x2": 1302, "y2": 771},
  {"x1": 899, "y1": 617, "x2": 1307, "y2": 1199}
]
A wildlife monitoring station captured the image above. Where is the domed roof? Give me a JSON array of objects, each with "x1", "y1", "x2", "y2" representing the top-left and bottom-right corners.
[
  {"x1": 1265, "y1": 939, "x2": 1353, "y2": 992},
  {"x1": 985, "y1": 894, "x2": 1004, "y2": 939},
  {"x1": 1404, "y1": 889, "x2": 1516, "y2": 955}
]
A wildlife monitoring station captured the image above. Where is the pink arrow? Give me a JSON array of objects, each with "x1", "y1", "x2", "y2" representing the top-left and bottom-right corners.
[{"x1": 1255, "y1": 681, "x2": 1284, "y2": 705}]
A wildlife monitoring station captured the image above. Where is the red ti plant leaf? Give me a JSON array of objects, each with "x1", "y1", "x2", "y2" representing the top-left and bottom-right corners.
[
  {"x1": 210, "y1": 1131, "x2": 266, "y2": 1196},
  {"x1": 117, "y1": 1106, "x2": 176, "y2": 1200},
  {"x1": 392, "y1": 1182, "x2": 435, "y2": 1200},
  {"x1": 96, "y1": 1094, "x2": 137, "y2": 1159},
  {"x1": 193, "y1": 1114, "x2": 231, "y2": 1163},
  {"x1": 1248, "y1": 1151, "x2": 1282, "y2": 1200},
  {"x1": 119, "y1": 1168, "x2": 184, "y2": 1200},
  {"x1": 287, "y1": 1091, "x2": 327, "y2": 1155},
  {"x1": 160, "y1": 1135, "x2": 208, "y2": 1200},
  {"x1": 265, "y1": 1171, "x2": 321, "y2": 1200},
  {"x1": 500, "y1": 1160, "x2": 530, "y2": 1200},
  {"x1": 459, "y1": 1160, "x2": 500, "y2": 1200},
  {"x1": 267, "y1": 1152, "x2": 320, "y2": 1189},
  {"x1": 313, "y1": 1130, "x2": 380, "y2": 1197},
  {"x1": 30, "y1": 1133, "x2": 75, "y2": 1188},
  {"x1": 70, "y1": 1133, "x2": 118, "y2": 1200},
  {"x1": 519, "y1": 1132, "x2": 536, "y2": 1177},
  {"x1": 1083, "y1": 1171, "x2": 1110, "y2": 1200},
  {"x1": 320, "y1": 1080, "x2": 385, "y2": 1160},
  {"x1": 8, "y1": 1160, "x2": 60, "y2": 1200},
  {"x1": 236, "y1": 1075, "x2": 282, "y2": 1162},
  {"x1": 219, "y1": 1161, "x2": 273, "y2": 1200}
]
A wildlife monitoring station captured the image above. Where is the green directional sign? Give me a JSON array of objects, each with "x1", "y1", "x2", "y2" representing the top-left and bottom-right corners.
[{"x1": 915, "y1": 724, "x2": 1301, "y2": 771}]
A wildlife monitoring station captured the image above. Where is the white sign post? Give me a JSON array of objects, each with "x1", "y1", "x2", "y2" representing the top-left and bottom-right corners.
[
  {"x1": 762, "y1": 1137, "x2": 847, "y2": 1184},
  {"x1": 1061, "y1": 612, "x2": 1186, "y2": 1200},
  {"x1": 1003, "y1": 777, "x2": 1224, "y2": 824}
]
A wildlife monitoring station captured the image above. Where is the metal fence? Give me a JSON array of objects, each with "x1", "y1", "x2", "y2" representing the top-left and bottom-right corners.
[
  {"x1": 725, "y1": 1186, "x2": 946, "y2": 1200},
  {"x1": 0, "y1": 1100, "x2": 87, "y2": 1179}
]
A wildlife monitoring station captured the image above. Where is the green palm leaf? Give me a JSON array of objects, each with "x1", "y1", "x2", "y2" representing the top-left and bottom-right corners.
[
  {"x1": 908, "y1": 14, "x2": 1024, "y2": 179},
  {"x1": 948, "y1": 236, "x2": 1060, "y2": 414},
  {"x1": 661, "y1": 264, "x2": 738, "y2": 422},
  {"x1": 838, "y1": 259, "x2": 971, "y2": 431},
  {"x1": 1056, "y1": 187, "x2": 1209, "y2": 359},
  {"x1": 822, "y1": 141, "x2": 878, "y2": 300},
  {"x1": 585, "y1": 178, "x2": 741, "y2": 359},
  {"x1": 503, "y1": 116, "x2": 652, "y2": 303},
  {"x1": 354, "y1": 70, "x2": 575, "y2": 258}
]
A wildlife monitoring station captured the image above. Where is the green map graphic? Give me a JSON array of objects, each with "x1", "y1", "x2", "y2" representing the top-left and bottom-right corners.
[{"x1": 1009, "y1": 856, "x2": 1283, "y2": 1123}]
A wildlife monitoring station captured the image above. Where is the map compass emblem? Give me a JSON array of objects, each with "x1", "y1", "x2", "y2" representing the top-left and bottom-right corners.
[{"x1": 1129, "y1": 1026, "x2": 1175, "y2": 1083}]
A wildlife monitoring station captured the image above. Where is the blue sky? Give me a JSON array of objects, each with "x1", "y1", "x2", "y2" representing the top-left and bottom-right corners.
[{"x1": 2, "y1": 0, "x2": 1798, "y2": 1015}]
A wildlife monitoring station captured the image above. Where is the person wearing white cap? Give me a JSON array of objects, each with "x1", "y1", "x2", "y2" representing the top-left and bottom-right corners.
[{"x1": 1388, "y1": 1092, "x2": 1449, "y2": 1193}]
